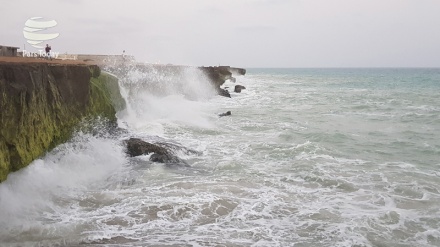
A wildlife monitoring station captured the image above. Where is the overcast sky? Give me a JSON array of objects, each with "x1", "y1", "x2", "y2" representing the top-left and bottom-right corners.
[{"x1": 2, "y1": 0, "x2": 440, "y2": 67}]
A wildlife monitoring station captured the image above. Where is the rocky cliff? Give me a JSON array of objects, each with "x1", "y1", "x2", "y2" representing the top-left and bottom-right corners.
[
  {"x1": 0, "y1": 62, "x2": 122, "y2": 182},
  {"x1": 104, "y1": 63, "x2": 246, "y2": 98},
  {"x1": 0, "y1": 58, "x2": 245, "y2": 182}
]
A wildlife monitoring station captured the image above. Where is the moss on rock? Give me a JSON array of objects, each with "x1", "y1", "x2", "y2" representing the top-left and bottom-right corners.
[
  {"x1": 90, "y1": 72, "x2": 126, "y2": 114},
  {"x1": 0, "y1": 63, "x2": 124, "y2": 182}
]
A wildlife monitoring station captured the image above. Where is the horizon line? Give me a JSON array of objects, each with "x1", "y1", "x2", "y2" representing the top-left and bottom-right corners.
[{"x1": 244, "y1": 66, "x2": 440, "y2": 69}]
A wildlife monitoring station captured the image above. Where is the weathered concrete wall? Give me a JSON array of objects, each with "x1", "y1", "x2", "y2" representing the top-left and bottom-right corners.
[{"x1": 0, "y1": 62, "x2": 122, "y2": 182}]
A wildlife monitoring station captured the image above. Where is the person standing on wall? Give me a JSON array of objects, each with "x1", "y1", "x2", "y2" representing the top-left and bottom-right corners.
[{"x1": 45, "y1": 44, "x2": 52, "y2": 60}]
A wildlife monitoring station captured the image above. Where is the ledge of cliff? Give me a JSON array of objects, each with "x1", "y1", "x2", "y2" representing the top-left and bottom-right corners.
[{"x1": 0, "y1": 61, "x2": 123, "y2": 182}]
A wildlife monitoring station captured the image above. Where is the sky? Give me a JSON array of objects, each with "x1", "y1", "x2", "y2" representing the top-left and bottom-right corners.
[{"x1": 1, "y1": 0, "x2": 440, "y2": 68}]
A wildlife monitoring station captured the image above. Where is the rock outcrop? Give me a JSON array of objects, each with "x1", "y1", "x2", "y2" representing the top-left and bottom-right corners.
[
  {"x1": 125, "y1": 138, "x2": 190, "y2": 166},
  {"x1": 103, "y1": 62, "x2": 245, "y2": 98},
  {"x1": 227, "y1": 67, "x2": 247, "y2": 76},
  {"x1": 125, "y1": 138, "x2": 169, "y2": 157},
  {"x1": 234, "y1": 85, "x2": 246, "y2": 93},
  {"x1": 0, "y1": 62, "x2": 124, "y2": 182},
  {"x1": 198, "y1": 66, "x2": 246, "y2": 97},
  {"x1": 219, "y1": 111, "x2": 232, "y2": 117},
  {"x1": 198, "y1": 66, "x2": 233, "y2": 89},
  {"x1": 218, "y1": 88, "x2": 231, "y2": 98}
]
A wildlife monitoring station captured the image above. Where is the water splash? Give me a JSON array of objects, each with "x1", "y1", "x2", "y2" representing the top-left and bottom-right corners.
[
  {"x1": 114, "y1": 65, "x2": 219, "y2": 134},
  {"x1": 0, "y1": 133, "x2": 127, "y2": 242}
]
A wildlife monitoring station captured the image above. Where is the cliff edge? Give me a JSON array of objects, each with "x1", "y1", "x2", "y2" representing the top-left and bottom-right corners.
[{"x1": 0, "y1": 61, "x2": 122, "y2": 182}]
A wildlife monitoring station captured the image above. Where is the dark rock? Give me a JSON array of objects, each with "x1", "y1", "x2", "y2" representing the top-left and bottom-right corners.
[
  {"x1": 230, "y1": 77, "x2": 237, "y2": 83},
  {"x1": 198, "y1": 66, "x2": 232, "y2": 89},
  {"x1": 219, "y1": 111, "x2": 231, "y2": 117},
  {"x1": 198, "y1": 66, "x2": 241, "y2": 97},
  {"x1": 125, "y1": 138, "x2": 168, "y2": 157},
  {"x1": 105, "y1": 64, "x2": 245, "y2": 99},
  {"x1": 154, "y1": 142, "x2": 201, "y2": 156},
  {"x1": 150, "y1": 153, "x2": 190, "y2": 167},
  {"x1": 125, "y1": 138, "x2": 190, "y2": 166},
  {"x1": 217, "y1": 88, "x2": 231, "y2": 98},
  {"x1": 150, "y1": 153, "x2": 170, "y2": 162},
  {"x1": 234, "y1": 85, "x2": 246, "y2": 93},
  {"x1": 229, "y1": 67, "x2": 246, "y2": 76}
]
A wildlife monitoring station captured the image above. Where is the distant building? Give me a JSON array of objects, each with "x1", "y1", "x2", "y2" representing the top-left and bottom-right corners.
[{"x1": 0, "y1": 45, "x2": 19, "y2": 57}]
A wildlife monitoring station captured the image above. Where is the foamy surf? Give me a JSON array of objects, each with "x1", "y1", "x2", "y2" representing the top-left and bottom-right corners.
[{"x1": 1, "y1": 68, "x2": 440, "y2": 246}]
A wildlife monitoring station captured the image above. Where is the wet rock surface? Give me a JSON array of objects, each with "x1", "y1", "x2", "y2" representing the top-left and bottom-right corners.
[
  {"x1": 125, "y1": 138, "x2": 195, "y2": 167},
  {"x1": 217, "y1": 88, "x2": 231, "y2": 98},
  {"x1": 219, "y1": 111, "x2": 232, "y2": 117},
  {"x1": 234, "y1": 85, "x2": 246, "y2": 93},
  {"x1": 0, "y1": 62, "x2": 119, "y2": 182}
]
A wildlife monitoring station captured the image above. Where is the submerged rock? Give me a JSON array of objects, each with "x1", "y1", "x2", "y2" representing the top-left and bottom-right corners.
[
  {"x1": 154, "y1": 142, "x2": 201, "y2": 156},
  {"x1": 219, "y1": 111, "x2": 232, "y2": 117},
  {"x1": 125, "y1": 138, "x2": 190, "y2": 166},
  {"x1": 150, "y1": 153, "x2": 190, "y2": 167},
  {"x1": 125, "y1": 138, "x2": 168, "y2": 157},
  {"x1": 234, "y1": 85, "x2": 246, "y2": 93},
  {"x1": 218, "y1": 88, "x2": 231, "y2": 98}
]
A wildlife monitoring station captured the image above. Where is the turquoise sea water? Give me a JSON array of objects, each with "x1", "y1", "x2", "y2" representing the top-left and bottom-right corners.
[{"x1": 0, "y1": 68, "x2": 439, "y2": 246}]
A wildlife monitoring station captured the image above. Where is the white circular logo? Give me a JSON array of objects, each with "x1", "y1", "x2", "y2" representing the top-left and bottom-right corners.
[{"x1": 23, "y1": 17, "x2": 59, "y2": 49}]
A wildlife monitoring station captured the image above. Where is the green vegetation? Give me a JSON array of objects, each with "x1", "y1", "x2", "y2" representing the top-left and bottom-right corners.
[{"x1": 0, "y1": 65, "x2": 124, "y2": 182}]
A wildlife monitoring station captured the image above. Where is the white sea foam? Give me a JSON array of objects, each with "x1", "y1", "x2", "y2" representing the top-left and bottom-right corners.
[
  {"x1": 116, "y1": 66, "x2": 218, "y2": 136},
  {"x1": 0, "y1": 134, "x2": 127, "y2": 244},
  {"x1": 2, "y1": 68, "x2": 440, "y2": 246}
]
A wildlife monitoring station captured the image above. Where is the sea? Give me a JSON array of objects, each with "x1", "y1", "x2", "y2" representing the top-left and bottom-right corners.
[{"x1": 0, "y1": 68, "x2": 439, "y2": 247}]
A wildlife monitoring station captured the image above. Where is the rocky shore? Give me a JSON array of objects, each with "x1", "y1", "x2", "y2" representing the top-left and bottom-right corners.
[
  {"x1": 103, "y1": 62, "x2": 245, "y2": 98},
  {"x1": 0, "y1": 57, "x2": 245, "y2": 182}
]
